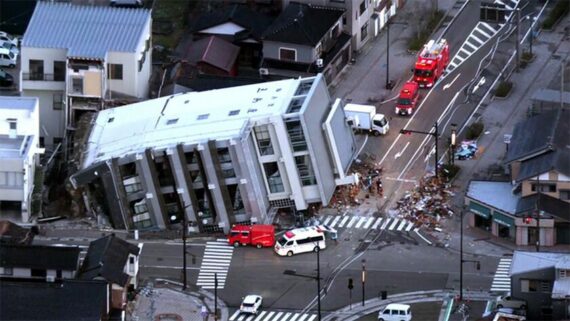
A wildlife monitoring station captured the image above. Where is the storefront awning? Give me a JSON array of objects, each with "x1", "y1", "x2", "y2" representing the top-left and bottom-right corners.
[
  {"x1": 493, "y1": 211, "x2": 515, "y2": 227},
  {"x1": 469, "y1": 201, "x2": 491, "y2": 219}
]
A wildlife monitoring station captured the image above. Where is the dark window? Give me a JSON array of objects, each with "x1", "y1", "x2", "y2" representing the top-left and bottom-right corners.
[
  {"x1": 72, "y1": 78, "x2": 83, "y2": 93},
  {"x1": 39, "y1": 137, "x2": 44, "y2": 147},
  {"x1": 254, "y1": 125, "x2": 274, "y2": 156},
  {"x1": 29, "y1": 60, "x2": 44, "y2": 80},
  {"x1": 56, "y1": 270, "x2": 62, "y2": 278},
  {"x1": 531, "y1": 183, "x2": 557, "y2": 193},
  {"x1": 8, "y1": 121, "x2": 16, "y2": 130},
  {"x1": 53, "y1": 137, "x2": 63, "y2": 145},
  {"x1": 361, "y1": 22, "x2": 368, "y2": 41},
  {"x1": 54, "y1": 61, "x2": 66, "y2": 81},
  {"x1": 217, "y1": 148, "x2": 231, "y2": 163},
  {"x1": 359, "y1": 0, "x2": 366, "y2": 15},
  {"x1": 279, "y1": 48, "x2": 296, "y2": 61},
  {"x1": 286, "y1": 119, "x2": 307, "y2": 152},
  {"x1": 295, "y1": 155, "x2": 317, "y2": 186},
  {"x1": 139, "y1": 52, "x2": 145, "y2": 72},
  {"x1": 560, "y1": 190, "x2": 570, "y2": 200},
  {"x1": 53, "y1": 93, "x2": 63, "y2": 110},
  {"x1": 107, "y1": 63, "x2": 123, "y2": 80},
  {"x1": 263, "y1": 162, "x2": 284, "y2": 193},
  {"x1": 31, "y1": 269, "x2": 47, "y2": 277},
  {"x1": 222, "y1": 168, "x2": 236, "y2": 178},
  {"x1": 332, "y1": 24, "x2": 340, "y2": 37}
]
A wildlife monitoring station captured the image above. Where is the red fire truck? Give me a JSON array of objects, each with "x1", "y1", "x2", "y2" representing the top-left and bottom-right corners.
[
  {"x1": 228, "y1": 224, "x2": 275, "y2": 248},
  {"x1": 395, "y1": 81, "x2": 420, "y2": 115},
  {"x1": 414, "y1": 39, "x2": 449, "y2": 88}
]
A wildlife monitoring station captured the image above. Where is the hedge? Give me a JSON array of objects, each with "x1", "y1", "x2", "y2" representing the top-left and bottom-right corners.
[
  {"x1": 494, "y1": 81, "x2": 513, "y2": 98},
  {"x1": 542, "y1": 1, "x2": 569, "y2": 29},
  {"x1": 408, "y1": 10, "x2": 445, "y2": 51}
]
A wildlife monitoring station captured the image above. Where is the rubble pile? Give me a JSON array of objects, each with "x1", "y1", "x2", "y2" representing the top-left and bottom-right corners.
[
  {"x1": 328, "y1": 154, "x2": 384, "y2": 211},
  {"x1": 392, "y1": 176, "x2": 455, "y2": 231}
]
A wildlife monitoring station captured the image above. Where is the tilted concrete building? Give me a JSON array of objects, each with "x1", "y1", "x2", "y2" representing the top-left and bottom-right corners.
[{"x1": 71, "y1": 74, "x2": 357, "y2": 233}]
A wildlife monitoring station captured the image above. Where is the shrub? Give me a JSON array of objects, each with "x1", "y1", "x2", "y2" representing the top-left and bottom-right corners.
[
  {"x1": 542, "y1": 0, "x2": 569, "y2": 29},
  {"x1": 494, "y1": 81, "x2": 513, "y2": 98},
  {"x1": 466, "y1": 122, "x2": 484, "y2": 140},
  {"x1": 521, "y1": 52, "x2": 534, "y2": 61}
]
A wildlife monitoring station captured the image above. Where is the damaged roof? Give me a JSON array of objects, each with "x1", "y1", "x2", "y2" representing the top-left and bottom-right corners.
[
  {"x1": 191, "y1": 4, "x2": 274, "y2": 40},
  {"x1": 186, "y1": 36, "x2": 240, "y2": 72},
  {"x1": 0, "y1": 244, "x2": 80, "y2": 271}
]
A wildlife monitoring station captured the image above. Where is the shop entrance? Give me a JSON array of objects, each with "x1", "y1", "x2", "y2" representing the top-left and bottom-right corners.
[
  {"x1": 497, "y1": 223, "x2": 512, "y2": 239},
  {"x1": 528, "y1": 227, "x2": 539, "y2": 245},
  {"x1": 474, "y1": 214, "x2": 492, "y2": 231}
]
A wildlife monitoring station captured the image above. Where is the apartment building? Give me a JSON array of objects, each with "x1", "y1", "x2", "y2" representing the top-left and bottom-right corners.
[
  {"x1": 20, "y1": 2, "x2": 152, "y2": 151},
  {"x1": 71, "y1": 74, "x2": 357, "y2": 233},
  {"x1": 0, "y1": 97, "x2": 41, "y2": 223}
]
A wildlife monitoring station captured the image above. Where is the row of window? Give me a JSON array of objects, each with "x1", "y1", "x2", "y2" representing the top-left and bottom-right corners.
[{"x1": 27, "y1": 59, "x2": 124, "y2": 81}]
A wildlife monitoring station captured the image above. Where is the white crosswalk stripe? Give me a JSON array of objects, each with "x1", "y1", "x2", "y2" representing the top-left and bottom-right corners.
[
  {"x1": 389, "y1": 219, "x2": 400, "y2": 230},
  {"x1": 396, "y1": 220, "x2": 407, "y2": 231},
  {"x1": 346, "y1": 216, "x2": 359, "y2": 228},
  {"x1": 405, "y1": 221, "x2": 415, "y2": 232},
  {"x1": 372, "y1": 217, "x2": 383, "y2": 229},
  {"x1": 363, "y1": 217, "x2": 375, "y2": 229},
  {"x1": 491, "y1": 257, "x2": 512, "y2": 292},
  {"x1": 380, "y1": 218, "x2": 391, "y2": 230},
  {"x1": 355, "y1": 216, "x2": 368, "y2": 228},
  {"x1": 196, "y1": 241, "x2": 234, "y2": 289},
  {"x1": 322, "y1": 215, "x2": 333, "y2": 225},
  {"x1": 338, "y1": 215, "x2": 350, "y2": 228},
  {"x1": 329, "y1": 215, "x2": 342, "y2": 228}
]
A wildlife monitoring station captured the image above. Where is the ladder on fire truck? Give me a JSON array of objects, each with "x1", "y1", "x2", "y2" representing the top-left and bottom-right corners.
[{"x1": 419, "y1": 39, "x2": 447, "y2": 59}]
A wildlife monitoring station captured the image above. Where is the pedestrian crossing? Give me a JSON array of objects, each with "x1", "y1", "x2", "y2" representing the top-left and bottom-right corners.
[
  {"x1": 490, "y1": 257, "x2": 512, "y2": 292},
  {"x1": 196, "y1": 239, "x2": 234, "y2": 289},
  {"x1": 319, "y1": 215, "x2": 418, "y2": 233},
  {"x1": 229, "y1": 310, "x2": 317, "y2": 321},
  {"x1": 446, "y1": 0, "x2": 520, "y2": 74}
]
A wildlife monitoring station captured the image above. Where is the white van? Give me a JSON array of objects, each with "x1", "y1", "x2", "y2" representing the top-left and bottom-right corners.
[
  {"x1": 274, "y1": 227, "x2": 326, "y2": 257},
  {"x1": 0, "y1": 48, "x2": 16, "y2": 68},
  {"x1": 378, "y1": 304, "x2": 412, "y2": 321}
]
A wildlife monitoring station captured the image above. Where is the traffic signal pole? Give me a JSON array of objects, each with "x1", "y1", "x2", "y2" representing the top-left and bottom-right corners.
[{"x1": 400, "y1": 121, "x2": 440, "y2": 177}]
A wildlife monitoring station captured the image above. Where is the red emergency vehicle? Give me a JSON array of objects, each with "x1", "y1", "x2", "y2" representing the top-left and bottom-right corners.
[
  {"x1": 228, "y1": 224, "x2": 275, "y2": 248},
  {"x1": 414, "y1": 39, "x2": 449, "y2": 88},
  {"x1": 395, "y1": 81, "x2": 420, "y2": 115}
]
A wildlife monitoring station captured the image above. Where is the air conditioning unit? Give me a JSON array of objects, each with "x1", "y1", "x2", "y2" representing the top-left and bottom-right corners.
[
  {"x1": 259, "y1": 68, "x2": 269, "y2": 75},
  {"x1": 316, "y1": 59, "x2": 324, "y2": 68},
  {"x1": 46, "y1": 275, "x2": 56, "y2": 283}
]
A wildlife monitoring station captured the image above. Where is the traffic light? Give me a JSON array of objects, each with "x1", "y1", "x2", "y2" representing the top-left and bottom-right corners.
[
  {"x1": 348, "y1": 278, "x2": 354, "y2": 290},
  {"x1": 400, "y1": 129, "x2": 412, "y2": 135}
]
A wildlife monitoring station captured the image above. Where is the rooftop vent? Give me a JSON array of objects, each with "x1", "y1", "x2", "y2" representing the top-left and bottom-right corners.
[
  {"x1": 197, "y1": 114, "x2": 209, "y2": 120},
  {"x1": 166, "y1": 118, "x2": 179, "y2": 125},
  {"x1": 229, "y1": 110, "x2": 240, "y2": 116}
]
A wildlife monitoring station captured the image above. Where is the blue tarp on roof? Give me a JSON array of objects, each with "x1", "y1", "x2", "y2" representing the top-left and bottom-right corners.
[{"x1": 22, "y1": 2, "x2": 150, "y2": 60}]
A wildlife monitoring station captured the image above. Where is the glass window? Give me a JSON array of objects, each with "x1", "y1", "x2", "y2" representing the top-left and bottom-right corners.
[
  {"x1": 263, "y1": 162, "x2": 284, "y2": 193},
  {"x1": 53, "y1": 93, "x2": 63, "y2": 110},
  {"x1": 222, "y1": 168, "x2": 236, "y2": 178},
  {"x1": 107, "y1": 63, "x2": 123, "y2": 80},
  {"x1": 72, "y1": 77, "x2": 83, "y2": 93},
  {"x1": 295, "y1": 155, "x2": 317, "y2": 186},
  {"x1": 217, "y1": 148, "x2": 232, "y2": 163},
  {"x1": 29, "y1": 60, "x2": 44, "y2": 80},
  {"x1": 359, "y1": 0, "x2": 366, "y2": 15},
  {"x1": 279, "y1": 48, "x2": 296, "y2": 61},
  {"x1": 397, "y1": 98, "x2": 412, "y2": 105},
  {"x1": 415, "y1": 69, "x2": 433, "y2": 77},
  {"x1": 54, "y1": 61, "x2": 66, "y2": 81},
  {"x1": 360, "y1": 22, "x2": 368, "y2": 41},
  {"x1": 286, "y1": 119, "x2": 307, "y2": 152},
  {"x1": 254, "y1": 125, "x2": 274, "y2": 156}
]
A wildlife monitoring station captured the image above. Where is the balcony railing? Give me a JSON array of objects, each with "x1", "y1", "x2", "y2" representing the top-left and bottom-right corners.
[{"x1": 22, "y1": 73, "x2": 64, "y2": 81}]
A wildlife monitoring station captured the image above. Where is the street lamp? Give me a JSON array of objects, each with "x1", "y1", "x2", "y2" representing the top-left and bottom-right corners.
[
  {"x1": 400, "y1": 121, "x2": 440, "y2": 177},
  {"x1": 385, "y1": 21, "x2": 407, "y2": 89},
  {"x1": 361, "y1": 259, "x2": 366, "y2": 306},
  {"x1": 526, "y1": 16, "x2": 538, "y2": 56},
  {"x1": 283, "y1": 245, "x2": 322, "y2": 321},
  {"x1": 450, "y1": 123, "x2": 457, "y2": 166}
]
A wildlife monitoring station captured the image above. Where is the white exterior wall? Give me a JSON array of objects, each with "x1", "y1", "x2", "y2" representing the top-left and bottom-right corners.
[{"x1": 0, "y1": 97, "x2": 40, "y2": 221}]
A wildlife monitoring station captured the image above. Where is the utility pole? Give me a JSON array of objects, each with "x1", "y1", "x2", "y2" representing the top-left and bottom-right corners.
[
  {"x1": 214, "y1": 273, "x2": 218, "y2": 321},
  {"x1": 386, "y1": 22, "x2": 391, "y2": 89},
  {"x1": 182, "y1": 202, "x2": 188, "y2": 290},
  {"x1": 536, "y1": 175, "x2": 541, "y2": 252},
  {"x1": 459, "y1": 209, "x2": 464, "y2": 301},
  {"x1": 515, "y1": 8, "x2": 521, "y2": 72},
  {"x1": 317, "y1": 249, "x2": 321, "y2": 321},
  {"x1": 361, "y1": 259, "x2": 366, "y2": 306}
]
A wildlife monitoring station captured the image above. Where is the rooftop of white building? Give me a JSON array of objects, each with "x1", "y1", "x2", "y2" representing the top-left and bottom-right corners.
[
  {"x1": 83, "y1": 76, "x2": 318, "y2": 168},
  {"x1": 0, "y1": 96, "x2": 38, "y2": 111},
  {"x1": 0, "y1": 135, "x2": 33, "y2": 159}
]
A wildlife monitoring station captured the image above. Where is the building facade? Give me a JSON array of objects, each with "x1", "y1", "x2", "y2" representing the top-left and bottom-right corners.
[
  {"x1": 0, "y1": 97, "x2": 41, "y2": 222},
  {"x1": 19, "y1": 2, "x2": 152, "y2": 151},
  {"x1": 71, "y1": 74, "x2": 357, "y2": 233}
]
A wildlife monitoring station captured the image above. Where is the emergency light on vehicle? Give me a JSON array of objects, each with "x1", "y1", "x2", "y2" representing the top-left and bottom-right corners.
[{"x1": 285, "y1": 231, "x2": 295, "y2": 238}]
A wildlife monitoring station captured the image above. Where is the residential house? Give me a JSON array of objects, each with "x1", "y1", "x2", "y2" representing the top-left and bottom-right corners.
[
  {"x1": 70, "y1": 74, "x2": 357, "y2": 234},
  {"x1": 20, "y1": 2, "x2": 152, "y2": 152},
  {"x1": 261, "y1": 2, "x2": 352, "y2": 84},
  {"x1": 0, "y1": 96, "x2": 41, "y2": 222},
  {"x1": 0, "y1": 243, "x2": 80, "y2": 281},
  {"x1": 465, "y1": 109, "x2": 570, "y2": 246},
  {"x1": 190, "y1": 4, "x2": 274, "y2": 68},
  {"x1": 0, "y1": 279, "x2": 111, "y2": 321},
  {"x1": 281, "y1": 0, "x2": 400, "y2": 52},
  {"x1": 186, "y1": 36, "x2": 240, "y2": 76},
  {"x1": 78, "y1": 234, "x2": 141, "y2": 310},
  {"x1": 509, "y1": 251, "x2": 570, "y2": 321}
]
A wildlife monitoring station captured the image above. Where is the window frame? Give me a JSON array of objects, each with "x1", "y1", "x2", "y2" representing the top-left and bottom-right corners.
[
  {"x1": 279, "y1": 47, "x2": 297, "y2": 61},
  {"x1": 53, "y1": 61, "x2": 66, "y2": 81},
  {"x1": 107, "y1": 63, "x2": 123, "y2": 80}
]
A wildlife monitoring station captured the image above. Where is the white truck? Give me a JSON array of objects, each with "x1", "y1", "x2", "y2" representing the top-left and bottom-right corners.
[{"x1": 344, "y1": 103, "x2": 390, "y2": 136}]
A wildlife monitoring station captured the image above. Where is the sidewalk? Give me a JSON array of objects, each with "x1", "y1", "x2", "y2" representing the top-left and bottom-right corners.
[{"x1": 128, "y1": 279, "x2": 228, "y2": 321}]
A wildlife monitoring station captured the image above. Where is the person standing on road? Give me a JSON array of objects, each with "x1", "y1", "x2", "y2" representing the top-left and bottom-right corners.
[{"x1": 201, "y1": 305, "x2": 209, "y2": 321}]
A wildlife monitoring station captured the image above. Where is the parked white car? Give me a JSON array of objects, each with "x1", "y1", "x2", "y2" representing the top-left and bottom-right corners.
[
  {"x1": 240, "y1": 295, "x2": 263, "y2": 315},
  {"x1": 0, "y1": 31, "x2": 20, "y2": 47},
  {"x1": 0, "y1": 48, "x2": 16, "y2": 68},
  {"x1": 496, "y1": 295, "x2": 527, "y2": 310},
  {"x1": 0, "y1": 40, "x2": 18, "y2": 58}
]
